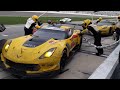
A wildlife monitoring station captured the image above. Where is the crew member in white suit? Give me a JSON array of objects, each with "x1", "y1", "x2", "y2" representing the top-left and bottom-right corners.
[{"x1": 24, "y1": 15, "x2": 42, "y2": 35}]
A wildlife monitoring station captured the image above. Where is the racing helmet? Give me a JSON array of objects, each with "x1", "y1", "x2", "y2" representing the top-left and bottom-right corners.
[
  {"x1": 47, "y1": 20, "x2": 52, "y2": 24},
  {"x1": 32, "y1": 15, "x2": 39, "y2": 22},
  {"x1": 98, "y1": 17, "x2": 102, "y2": 21},
  {"x1": 83, "y1": 19, "x2": 92, "y2": 27}
]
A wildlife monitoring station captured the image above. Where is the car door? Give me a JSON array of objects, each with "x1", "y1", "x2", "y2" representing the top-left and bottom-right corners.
[{"x1": 66, "y1": 29, "x2": 79, "y2": 51}]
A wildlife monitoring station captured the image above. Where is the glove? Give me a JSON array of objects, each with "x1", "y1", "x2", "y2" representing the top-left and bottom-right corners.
[
  {"x1": 79, "y1": 32, "x2": 83, "y2": 36},
  {"x1": 35, "y1": 25, "x2": 41, "y2": 30}
]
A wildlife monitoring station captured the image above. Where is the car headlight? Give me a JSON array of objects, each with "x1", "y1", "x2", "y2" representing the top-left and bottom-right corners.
[
  {"x1": 39, "y1": 47, "x2": 57, "y2": 59},
  {"x1": 4, "y1": 40, "x2": 12, "y2": 52}
]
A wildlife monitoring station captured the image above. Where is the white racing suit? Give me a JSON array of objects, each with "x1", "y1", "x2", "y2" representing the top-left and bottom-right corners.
[{"x1": 24, "y1": 18, "x2": 42, "y2": 35}]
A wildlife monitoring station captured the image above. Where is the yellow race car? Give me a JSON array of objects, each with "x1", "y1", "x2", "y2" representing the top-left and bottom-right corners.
[
  {"x1": 0, "y1": 25, "x2": 82, "y2": 78},
  {"x1": 96, "y1": 20, "x2": 116, "y2": 36},
  {"x1": 85, "y1": 20, "x2": 116, "y2": 36}
]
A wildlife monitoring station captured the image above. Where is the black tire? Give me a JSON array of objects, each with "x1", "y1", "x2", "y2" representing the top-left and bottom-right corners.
[
  {"x1": 0, "y1": 39, "x2": 7, "y2": 54},
  {"x1": 60, "y1": 50, "x2": 67, "y2": 72}
]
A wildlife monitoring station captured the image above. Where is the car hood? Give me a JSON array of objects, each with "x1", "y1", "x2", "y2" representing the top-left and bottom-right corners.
[{"x1": 4, "y1": 35, "x2": 60, "y2": 64}]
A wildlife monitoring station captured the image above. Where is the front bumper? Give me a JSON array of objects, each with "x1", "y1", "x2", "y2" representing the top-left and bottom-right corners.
[
  {"x1": 0, "y1": 54, "x2": 60, "y2": 79},
  {"x1": 6, "y1": 67, "x2": 60, "y2": 79},
  {"x1": 0, "y1": 60, "x2": 60, "y2": 79}
]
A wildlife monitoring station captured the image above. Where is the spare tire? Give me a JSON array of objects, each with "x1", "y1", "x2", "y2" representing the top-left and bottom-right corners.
[{"x1": 0, "y1": 39, "x2": 7, "y2": 53}]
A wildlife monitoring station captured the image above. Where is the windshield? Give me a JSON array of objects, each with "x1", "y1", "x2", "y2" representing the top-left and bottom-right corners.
[
  {"x1": 33, "y1": 29, "x2": 67, "y2": 40},
  {"x1": 97, "y1": 22, "x2": 112, "y2": 26}
]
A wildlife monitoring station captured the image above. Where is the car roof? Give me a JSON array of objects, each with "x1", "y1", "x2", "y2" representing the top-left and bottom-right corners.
[{"x1": 41, "y1": 26, "x2": 65, "y2": 31}]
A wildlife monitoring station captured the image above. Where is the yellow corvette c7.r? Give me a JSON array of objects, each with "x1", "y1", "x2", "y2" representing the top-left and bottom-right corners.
[
  {"x1": 0, "y1": 26, "x2": 82, "y2": 78},
  {"x1": 87, "y1": 20, "x2": 116, "y2": 36},
  {"x1": 96, "y1": 20, "x2": 116, "y2": 35}
]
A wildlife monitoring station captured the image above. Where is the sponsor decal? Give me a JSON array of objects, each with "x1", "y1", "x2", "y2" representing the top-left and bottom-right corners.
[
  {"x1": 49, "y1": 40, "x2": 57, "y2": 44},
  {"x1": 70, "y1": 35, "x2": 78, "y2": 40},
  {"x1": 71, "y1": 41, "x2": 76, "y2": 47},
  {"x1": 24, "y1": 44, "x2": 36, "y2": 47}
]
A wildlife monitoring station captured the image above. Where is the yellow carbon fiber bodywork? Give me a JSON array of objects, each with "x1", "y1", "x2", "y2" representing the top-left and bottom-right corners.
[
  {"x1": 97, "y1": 25, "x2": 116, "y2": 35},
  {"x1": 87, "y1": 24, "x2": 116, "y2": 35},
  {"x1": 1, "y1": 26, "x2": 82, "y2": 75}
]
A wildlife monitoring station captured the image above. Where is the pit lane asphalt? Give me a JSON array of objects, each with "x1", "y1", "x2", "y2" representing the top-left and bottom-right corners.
[{"x1": 0, "y1": 23, "x2": 117, "y2": 79}]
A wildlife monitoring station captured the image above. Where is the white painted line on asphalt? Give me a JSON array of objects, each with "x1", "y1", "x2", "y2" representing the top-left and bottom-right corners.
[
  {"x1": 1, "y1": 34, "x2": 8, "y2": 36},
  {"x1": 5, "y1": 25, "x2": 24, "y2": 28},
  {"x1": 89, "y1": 44, "x2": 120, "y2": 79},
  {"x1": 0, "y1": 15, "x2": 29, "y2": 17},
  {"x1": 0, "y1": 33, "x2": 8, "y2": 37},
  {"x1": 14, "y1": 11, "x2": 46, "y2": 13}
]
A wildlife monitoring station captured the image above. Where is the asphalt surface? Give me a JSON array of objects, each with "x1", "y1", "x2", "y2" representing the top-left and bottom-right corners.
[{"x1": 0, "y1": 24, "x2": 117, "y2": 79}]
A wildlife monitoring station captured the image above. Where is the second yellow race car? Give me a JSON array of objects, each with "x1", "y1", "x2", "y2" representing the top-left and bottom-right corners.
[
  {"x1": 96, "y1": 20, "x2": 116, "y2": 36},
  {"x1": 85, "y1": 19, "x2": 116, "y2": 36},
  {"x1": 0, "y1": 25, "x2": 82, "y2": 78}
]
